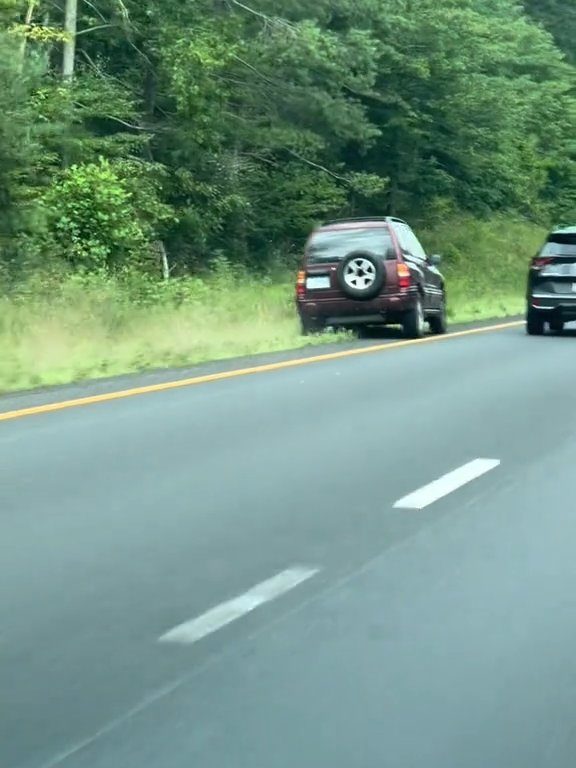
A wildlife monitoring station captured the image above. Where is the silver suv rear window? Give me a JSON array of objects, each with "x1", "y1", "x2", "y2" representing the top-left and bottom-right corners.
[
  {"x1": 306, "y1": 228, "x2": 394, "y2": 263},
  {"x1": 542, "y1": 235, "x2": 576, "y2": 257}
]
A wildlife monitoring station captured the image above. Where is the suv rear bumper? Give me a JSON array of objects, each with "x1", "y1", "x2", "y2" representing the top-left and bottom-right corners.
[
  {"x1": 297, "y1": 291, "x2": 419, "y2": 326},
  {"x1": 528, "y1": 294, "x2": 576, "y2": 319}
]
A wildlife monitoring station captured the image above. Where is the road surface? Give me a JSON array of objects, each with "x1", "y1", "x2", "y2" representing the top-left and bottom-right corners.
[{"x1": 3, "y1": 322, "x2": 576, "y2": 768}]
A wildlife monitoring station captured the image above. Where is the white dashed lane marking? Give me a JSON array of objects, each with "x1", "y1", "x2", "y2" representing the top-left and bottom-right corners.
[
  {"x1": 394, "y1": 459, "x2": 501, "y2": 510},
  {"x1": 159, "y1": 566, "x2": 320, "y2": 645}
]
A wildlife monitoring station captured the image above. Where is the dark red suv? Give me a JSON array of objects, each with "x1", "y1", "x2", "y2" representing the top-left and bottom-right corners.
[{"x1": 296, "y1": 217, "x2": 447, "y2": 337}]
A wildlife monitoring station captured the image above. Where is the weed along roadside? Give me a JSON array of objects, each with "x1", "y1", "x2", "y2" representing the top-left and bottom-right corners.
[{"x1": 0, "y1": 217, "x2": 543, "y2": 394}]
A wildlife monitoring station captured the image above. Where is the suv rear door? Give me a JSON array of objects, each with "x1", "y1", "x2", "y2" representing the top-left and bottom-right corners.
[
  {"x1": 530, "y1": 231, "x2": 576, "y2": 298},
  {"x1": 303, "y1": 225, "x2": 397, "y2": 300}
]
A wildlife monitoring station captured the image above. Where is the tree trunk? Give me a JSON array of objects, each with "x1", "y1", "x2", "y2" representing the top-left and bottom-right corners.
[
  {"x1": 154, "y1": 240, "x2": 170, "y2": 280},
  {"x1": 62, "y1": 0, "x2": 78, "y2": 80},
  {"x1": 17, "y1": 0, "x2": 37, "y2": 72}
]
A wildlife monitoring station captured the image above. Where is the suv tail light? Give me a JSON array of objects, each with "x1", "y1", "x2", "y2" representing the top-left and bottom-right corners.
[
  {"x1": 531, "y1": 256, "x2": 552, "y2": 269},
  {"x1": 397, "y1": 262, "x2": 411, "y2": 289},
  {"x1": 296, "y1": 270, "x2": 306, "y2": 298}
]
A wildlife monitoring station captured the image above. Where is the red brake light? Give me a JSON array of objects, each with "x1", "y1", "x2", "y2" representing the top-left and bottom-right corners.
[
  {"x1": 296, "y1": 269, "x2": 306, "y2": 298},
  {"x1": 397, "y1": 262, "x2": 411, "y2": 289},
  {"x1": 532, "y1": 256, "x2": 552, "y2": 269}
]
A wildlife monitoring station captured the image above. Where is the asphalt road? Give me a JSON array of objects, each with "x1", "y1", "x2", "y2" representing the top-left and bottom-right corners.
[{"x1": 4, "y1": 322, "x2": 576, "y2": 768}]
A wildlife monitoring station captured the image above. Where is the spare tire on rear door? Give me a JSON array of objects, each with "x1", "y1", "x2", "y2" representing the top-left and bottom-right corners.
[{"x1": 336, "y1": 251, "x2": 385, "y2": 300}]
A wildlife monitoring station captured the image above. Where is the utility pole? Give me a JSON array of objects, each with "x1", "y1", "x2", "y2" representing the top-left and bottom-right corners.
[{"x1": 62, "y1": 0, "x2": 78, "y2": 80}]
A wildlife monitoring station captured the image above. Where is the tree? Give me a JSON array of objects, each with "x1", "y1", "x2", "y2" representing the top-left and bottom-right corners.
[
  {"x1": 523, "y1": 0, "x2": 576, "y2": 64},
  {"x1": 0, "y1": 0, "x2": 575, "y2": 275},
  {"x1": 62, "y1": 0, "x2": 77, "y2": 79},
  {"x1": 0, "y1": 28, "x2": 48, "y2": 274}
]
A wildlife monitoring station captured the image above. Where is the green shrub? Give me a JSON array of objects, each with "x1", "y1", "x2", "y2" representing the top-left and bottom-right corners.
[{"x1": 41, "y1": 158, "x2": 174, "y2": 273}]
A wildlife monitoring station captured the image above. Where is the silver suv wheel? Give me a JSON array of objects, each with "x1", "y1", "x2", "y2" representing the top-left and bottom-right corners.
[{"x1": 343, "y1": 257, "x2": 377, "y2": 291}]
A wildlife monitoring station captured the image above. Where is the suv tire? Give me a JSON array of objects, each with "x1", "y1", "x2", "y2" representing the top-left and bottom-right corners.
[
  {"x1": 428, "y1": 301, "x2": 447, "y2": 335},
  {"x1": 300, "y1": 317, "x2": 324, "y2": 336},
  {"x1": 336, "y1": 251, "x2": 385, "y2": 301},
  {"x1": 526, "y1": 309, "x2": 545, "y2": 336},
  {"x1": 403, "y1": 298, "x2": 425, "y2": 339},
  {"x1": 550, "y1": 318, "x2": 564, "y2": 334}
]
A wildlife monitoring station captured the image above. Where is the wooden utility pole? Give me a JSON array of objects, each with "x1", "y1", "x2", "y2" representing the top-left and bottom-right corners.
[{"x1": 62, "y1": 0, "x2": 78, "y2": 80}]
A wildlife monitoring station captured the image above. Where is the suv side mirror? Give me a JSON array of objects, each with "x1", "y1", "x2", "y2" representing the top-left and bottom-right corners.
[{"x1": 430, "y1": 254, "x2": 442, "y2": 266}]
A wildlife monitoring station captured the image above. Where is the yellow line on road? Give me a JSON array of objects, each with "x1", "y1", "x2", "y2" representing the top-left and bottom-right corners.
[{"x1": 0, "y1": 320, "x2": 523, "y2": 423}]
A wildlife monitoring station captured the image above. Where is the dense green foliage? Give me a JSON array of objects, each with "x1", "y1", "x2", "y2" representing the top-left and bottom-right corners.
[{"x1": 0, "y1": 0, "x2": 575, "y2": 278}]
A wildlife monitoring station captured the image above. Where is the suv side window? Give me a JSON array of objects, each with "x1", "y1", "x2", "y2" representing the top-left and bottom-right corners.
[
  {"x1": 401, "y1": 225, "x2": 427, "y2": 262},
  {"x1": 393, "y1": 224, "x2": 410, "y2": 254}
]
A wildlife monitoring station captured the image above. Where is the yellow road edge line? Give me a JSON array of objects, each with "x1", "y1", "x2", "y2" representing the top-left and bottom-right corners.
[{"x1": 0, "y1": 320, "x2": 523, "y2": 423}]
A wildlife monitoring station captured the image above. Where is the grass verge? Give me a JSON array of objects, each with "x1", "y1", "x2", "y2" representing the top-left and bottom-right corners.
[{"x1": 0, "y1": 216, "x2": 544, "y2": 393}]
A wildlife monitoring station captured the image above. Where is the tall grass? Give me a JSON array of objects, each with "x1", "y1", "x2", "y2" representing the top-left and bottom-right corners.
[
  {"x1": 0, "y1": 269, "x2": 315, "y2": 392},
  {"x1": 0, "y1": 216, "x2": 545, "y2": 393}
]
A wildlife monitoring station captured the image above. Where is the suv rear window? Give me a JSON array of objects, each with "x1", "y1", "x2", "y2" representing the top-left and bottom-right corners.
[
  {"x1": 542, "y1": 234, "x2": 576, "y2": 257},
  {"x1": 306, "y1": 228, "x2": 394, "y2": 263}
]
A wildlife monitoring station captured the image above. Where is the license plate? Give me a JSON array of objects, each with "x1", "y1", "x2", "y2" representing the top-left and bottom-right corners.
[{"x1": 306, "y1": 275, "x2": 330, "y2": 290}]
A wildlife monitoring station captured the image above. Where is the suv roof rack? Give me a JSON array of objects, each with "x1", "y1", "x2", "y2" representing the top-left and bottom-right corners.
[{"x1": 322, "y1": 216, "x2": 408, "y2": 226}]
